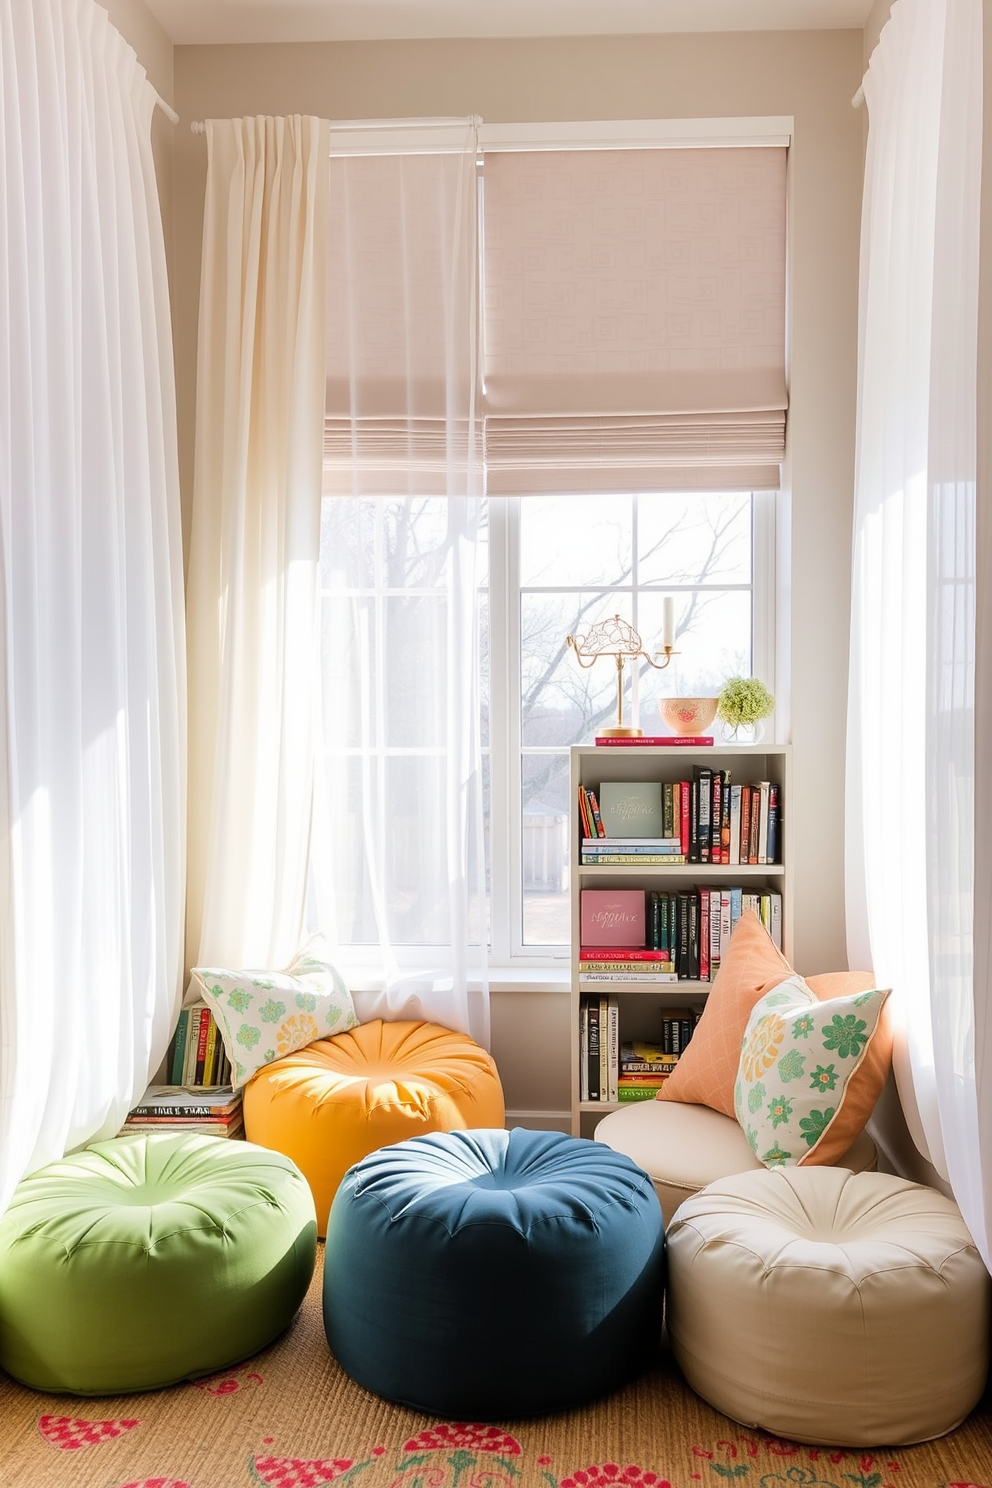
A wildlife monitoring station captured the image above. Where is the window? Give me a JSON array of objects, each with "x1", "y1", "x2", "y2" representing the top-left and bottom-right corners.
[
  {"x1": 317, "y1": 487, "x2": 774, "y2": 965},
  {"x1": 316, "y1": 118, "x2": 788, "y2": 975}
]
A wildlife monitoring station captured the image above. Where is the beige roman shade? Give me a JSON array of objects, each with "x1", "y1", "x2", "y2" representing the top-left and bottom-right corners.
[
  {"x1": 323, "y1": 134, "x2": 478, "y2": 496},
  {"x1": 481, "y1": 145, "x2": 788, "y2": 493}
]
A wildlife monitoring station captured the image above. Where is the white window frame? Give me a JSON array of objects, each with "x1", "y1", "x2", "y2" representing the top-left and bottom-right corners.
[
  {"x1": 320, "y1": 113, "x2": 792, "y2": 974},
  {"x1": 485, "y1": 489, "x2": 779, "y2": 968}
]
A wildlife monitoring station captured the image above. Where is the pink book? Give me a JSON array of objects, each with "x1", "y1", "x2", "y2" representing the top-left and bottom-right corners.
[{"x1": 580, "y1": 889, "x2": 645, "y2": 948}]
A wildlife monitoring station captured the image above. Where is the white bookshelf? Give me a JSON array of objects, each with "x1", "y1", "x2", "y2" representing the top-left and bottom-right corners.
[{"x1": 569, "y1": 743, "x2": 793, "y2": 1137}]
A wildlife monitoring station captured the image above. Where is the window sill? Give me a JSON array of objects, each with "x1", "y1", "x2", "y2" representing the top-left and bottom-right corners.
[{"x1": 340, "y1": 964, "x2": 571, "y2": 996}]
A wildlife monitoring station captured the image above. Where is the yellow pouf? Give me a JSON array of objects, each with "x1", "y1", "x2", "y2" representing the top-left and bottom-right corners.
[{"x1": 243, "y1": 1019, "x2": 505, "y2": 1235}]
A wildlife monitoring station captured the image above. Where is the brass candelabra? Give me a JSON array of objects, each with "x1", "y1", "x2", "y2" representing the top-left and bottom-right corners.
[{"x1": 566, "y1": 614, "x2": 677, "y2": 737}]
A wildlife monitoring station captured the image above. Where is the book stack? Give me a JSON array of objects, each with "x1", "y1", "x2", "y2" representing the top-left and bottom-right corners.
[
  {"x1": 579, "y1": 946, "x2": 677, "y2": 986},
  {"x1": 617, "y1": 1035, "x2": 686, "y2": 1101},
  {"x1": 168, "y1": 1001, "x2": 232, "y2": 1087},
  {"x1": 580, "y1": 1004, "x2": 701, "y2": 1103},
  {"x1": 122, "y1": 1084, "x2": 244, "y2": 1139}
]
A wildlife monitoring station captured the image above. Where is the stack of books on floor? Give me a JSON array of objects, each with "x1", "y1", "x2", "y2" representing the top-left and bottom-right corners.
[
  {"x1": 167, "y1": 1000, "x2": 232, "y2": 1087},
  {"x1": 122, "y1": 1084, "x2": 245, "y2": 1138}
]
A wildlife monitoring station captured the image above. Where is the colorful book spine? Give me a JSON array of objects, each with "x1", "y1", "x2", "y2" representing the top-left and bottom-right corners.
[
  {"x1": 579, "y1": 1001, "x2": 589, "y2": 1103},
  {"x1": 169, "y1": 1009, "x2": 189, "y2": 1085},
  {"x1": 767, "y1": 782, "x2": 780, "y2": 864},
  {"x1": 594, "y1": 735, "x2": 713, "y2": 746},
  {"x1": 729, "y1": 785, "x2": 742, "y2": 866},
  {"x1": 607, "y1": 997, "x2": 619, "y2": 1103},
  {"x1": 580, "y1": 853, "x2": 687, "y2": 865},
  {"x1": 577, "y1": 787, "x2": 592, "y2": 839},
  {"x1": 579, "y1": 972, "x2": 679, "y2": 983},
  {"x1": 698, "y1": 887, "x2": 711, "y2": 982},
  {"x1": 182, "y1": 1007, "x2": 202, "y2": 1085},
  {"x1": 193, "y1": 1009, "x2": 212, "y2": 1085},
  {"x1": 695, "y1": 766, "x2": 711, "y2": 864},
  {"x1": 580, "y1": 946, "x2": 670, "y2": 961},
  {"x1": 757, "y1": 781, "x2": 771, "y2": 863},
  {"x1": 586, "y1": 790, "x2": 607, "y2": 838},
  {"x1": 586, "y1": 999, "x2": 601, "y2": 1101}
]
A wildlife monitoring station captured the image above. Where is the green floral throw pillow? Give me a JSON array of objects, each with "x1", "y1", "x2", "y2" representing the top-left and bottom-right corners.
[
  {"x1": 190, "y1": 936, "x2": 359, "y2": 1089},
  {"x1": 733, "y1": 974, "x2": 891, "y2": 1167}
]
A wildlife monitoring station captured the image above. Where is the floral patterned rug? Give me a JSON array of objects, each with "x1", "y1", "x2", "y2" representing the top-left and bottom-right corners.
[{"x1": 1, "y1": 1247, "x2": 989, "y2": 1488}]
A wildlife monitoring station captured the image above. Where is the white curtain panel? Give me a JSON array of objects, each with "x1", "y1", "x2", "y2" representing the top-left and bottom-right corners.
[
  {"x1": 847, "y1": 0, "x2": 988, "y2": 1262},
  {"x1": 312, "y1": 124, "x2": 489, "y2": 1045},
  {"x1": 0, "y1": 0, "x2": 185, "y2": 1206},
  {"x1": 186, "y1": 116, "x2": 329, "y2": 976}
]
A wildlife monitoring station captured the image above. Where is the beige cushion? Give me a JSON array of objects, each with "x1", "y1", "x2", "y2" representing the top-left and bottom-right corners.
[
  {"x1": 594, "y1": 1096, "x2": 877, "y2": 1227},
  {"x1": 666, "y1": 1167, "x2": 991, "y2": 1447}
]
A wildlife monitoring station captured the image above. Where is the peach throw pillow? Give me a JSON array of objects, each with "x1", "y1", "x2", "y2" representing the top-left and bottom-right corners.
[{"x1": 657, "y1": 912, "x2": 891, "y2": 1139}]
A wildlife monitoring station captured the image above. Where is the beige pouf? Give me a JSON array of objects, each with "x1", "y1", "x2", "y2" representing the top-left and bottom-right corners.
[
  {"x1": 666, "y1": 1166, "x2": 991, "y2": 1447},
  {"x1": 594, "y1": 1098, "x2": 877, "y2": 1227}
]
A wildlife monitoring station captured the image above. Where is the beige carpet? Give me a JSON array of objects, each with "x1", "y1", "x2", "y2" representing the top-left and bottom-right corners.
[{"x1": 1, "y1": 1246, "x2": 990, "y2": 1488}]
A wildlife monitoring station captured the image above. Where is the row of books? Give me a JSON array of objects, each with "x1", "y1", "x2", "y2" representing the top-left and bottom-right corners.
[
  {"x1": 577, "y1": 772, "x2": 780, "y2": 867},
  {"x1": 121, "y1": 1084, "x2": 245, "y2": 1139},
  {"x1": 581, "y1": 835, "x2": 684, "y2": 866},
  {"x1": 580, "y1": 998, "x2": 700, "y2": 1102},
  {"x1": 167, "y1": 1002, "x2": 232, "y2": 1088},
  {"x1": 580, "y1": 887, "x2": 782, "y2": 980}
]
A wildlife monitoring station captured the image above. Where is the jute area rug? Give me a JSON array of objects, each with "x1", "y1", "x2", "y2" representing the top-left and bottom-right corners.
[{"x1": 1, "y1": 1246, "x2": 990, "y2": 1488}]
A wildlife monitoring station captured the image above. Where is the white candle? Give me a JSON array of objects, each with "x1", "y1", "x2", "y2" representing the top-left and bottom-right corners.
[{"x1": 661, "y1": 596, "x2": 675, "y2": 651}]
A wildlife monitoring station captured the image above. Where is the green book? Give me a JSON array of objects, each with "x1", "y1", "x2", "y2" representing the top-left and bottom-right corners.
[
  {"x1": 598, "y1": 781, "x2": 664, "y2": 838},
  {"x1": 169, "y1": 1008, "x2": 190, "y2": 1085}
]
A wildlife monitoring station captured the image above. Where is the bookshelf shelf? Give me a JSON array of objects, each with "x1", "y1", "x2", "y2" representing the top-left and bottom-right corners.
[{"x1": 569, "y1": 742, "x2": 792, "y2": 1138}]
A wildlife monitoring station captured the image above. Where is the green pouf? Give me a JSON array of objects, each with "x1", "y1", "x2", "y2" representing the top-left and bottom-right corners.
[{"x1": 0, "y1": 1132, "x2": 317, "y2": 1395}]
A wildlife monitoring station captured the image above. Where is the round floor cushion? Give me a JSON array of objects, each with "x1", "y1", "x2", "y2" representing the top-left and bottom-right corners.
[
  {"x1": 0, "y1": 1133, "x2": 317, "y2": 1395},
  {"x1": 666, "y1": 1165, "x2": 991, "y2": 1446},
  {"x1": 243, "y1": 1018, "x2": 505, "y2": 1235},
  {"x1": 323, "y1": 1127, "x2": 665, "y2": 1418},
  {"x1": 595, "y1": 1097, "x2": 877, "y2": 1226}
]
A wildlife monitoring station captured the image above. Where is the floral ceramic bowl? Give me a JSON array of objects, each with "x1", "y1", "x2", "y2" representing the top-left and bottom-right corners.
[{"x1": 658, "y1": 696, "x2": 719, "y2": 736}]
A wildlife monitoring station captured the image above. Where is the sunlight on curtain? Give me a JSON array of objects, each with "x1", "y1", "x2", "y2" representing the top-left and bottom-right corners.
[
  {"x1": 847, "y1": 0, "x2": 988, "y2": 1262},
  {"x1": 312, "y1": 123, "x2": 489, "y2": 1045},
  {"x1": 0, "y1": 0, "x2": 185, "y2": 1208},
  {"x1": 186, "y1": 116, "x2": 329, "y2": 975}
]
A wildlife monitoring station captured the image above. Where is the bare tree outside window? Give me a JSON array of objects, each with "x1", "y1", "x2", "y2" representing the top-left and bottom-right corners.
[{"x1": 317, "y1": 491, "x2": 757, "y2": 957}]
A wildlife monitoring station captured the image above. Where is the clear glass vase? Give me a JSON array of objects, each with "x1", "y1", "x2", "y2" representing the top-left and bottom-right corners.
[{"x1": 720, "y1": 719, "x2": 765, "y2": 744}]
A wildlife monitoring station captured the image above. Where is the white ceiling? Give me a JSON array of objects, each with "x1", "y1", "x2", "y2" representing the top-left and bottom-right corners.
[{"x1": 145, "y1": 0, "x2": 875, "y2": 47}]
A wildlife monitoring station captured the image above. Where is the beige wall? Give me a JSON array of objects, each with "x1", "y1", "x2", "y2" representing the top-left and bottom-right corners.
[{"x1": 171, "y1": 29, "x2": 865, "y2": 1121}]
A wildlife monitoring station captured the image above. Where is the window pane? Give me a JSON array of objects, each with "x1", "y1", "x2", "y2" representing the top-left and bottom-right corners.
[
  {"x1": 519, "y1": 494, "x2": 633, "y2": 587},
  {"x1": 321, "y1": 496, "x2": 374, "y2": 588},
  {"x1": 638, "y1": 493, "x2": 752, "y2": 586},
  {"x1": 639, "y1": 589, "x2": 752, "y2": 706},
  {"x1": 521, "y1": 592, "x2": 636, "y2": 746},
  {"x1": 521, "y1": 751, "x2": 570, "y2": 946}
]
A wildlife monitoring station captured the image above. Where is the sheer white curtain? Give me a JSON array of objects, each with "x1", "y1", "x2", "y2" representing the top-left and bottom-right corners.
[
  {"x1": 847, "y1": 0, "x2": 989, "y2": 1263},
  {"x1": 0, "y1": 0, "x2": 185, "y2": 1207},
  {"x1": 186, "y1": 116, "x2": 329, "y2": 974},
  {"x1": 312, "y1": 122, "x2": 489, "y2": 1045}
]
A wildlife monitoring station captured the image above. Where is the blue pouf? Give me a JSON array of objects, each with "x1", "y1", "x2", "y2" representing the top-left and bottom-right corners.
[{"x1": 323, "y1": 1127, "x2": 664, "y2": 1418}]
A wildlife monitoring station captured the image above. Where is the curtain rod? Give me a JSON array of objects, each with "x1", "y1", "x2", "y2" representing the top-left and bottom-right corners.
[
  {"x1": 190, "y1": 115, "x2": 479, "y2": 134},
  {"x1": 153, "y1": 90, "x2": 179, "y2": 125}
]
